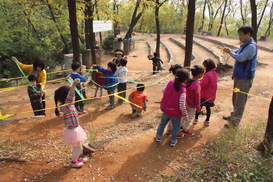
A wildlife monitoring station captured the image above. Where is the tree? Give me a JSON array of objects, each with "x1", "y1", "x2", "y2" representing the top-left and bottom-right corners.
[
  {"x1": 184, "y1": 0, "x2": 196, "y2": 68},
  {"x1": 149, "y1": 0, "x2": 168, "y2": 58},
  {"x1": 201, "y1": 0, "x2": 207, "y2": 28},
  {"x1": 257, "y1": 97, "x2": 273, "y2": 154},
  {"x1": 44, "y1": 0, "x2": 69, "y2": 53},
  {"x1": 217, "y1": 0, "x2": 228, "y2": 36},
  {"x1": 264, "y1": 2, "x2": 273, "y2": 37},
  {"x1": 250, "y1": 0, "x2": 258, "y2": 42},
  {"x1": 124, "y1": 0, "x2": 145, "y2": 39},
  {"x1": 207, "y1": 0, "x2": 224, "y2": 31},
  {"x1": 84, "y1": 0, "x2": 98, "y2": 64},
  {"x1": 240, "y1": 0, "x2": 247, "y2": 25},
  {"x1": 67, "y1": 0, "x2": 80, "y2": 63}
]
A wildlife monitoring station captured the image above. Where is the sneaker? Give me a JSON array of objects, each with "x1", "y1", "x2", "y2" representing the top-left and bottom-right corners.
[
  {"x1": 177, "y1": 132, "x2": 184, "y2": 138},
  {"x1": 130, "y1": 111, "x2": 139, "y2": 118},
  {"x1": 78, "y1": 110, "x2": 88, "y2": 115},
  {"x1": 77, "y1": 158, "x2": 88, "y2": 163},
  {"x1": 170, "y1": 140, "x2": 177, "y2": 147},
  {"x1": 182, "y1": 130, "x2": 194, "y2": 136},
  {"x1": 71, "y1": 161, "x2": 84, "y2": 168},
  {"x1": 155, "y1": 136, "x2": 161, "y2": 143},
  {"x1": 105, "y1": 105, "x2": 115, "y2": 110},
  {"x1": 204, "y1": 120, "x2": 210, "y2": 126},
  {"x1": 93, "y1": 95, "x2": 97, "y2": 98},
  {"x1": 193, "y1": 119, "x2": 198, "y2": 124}
]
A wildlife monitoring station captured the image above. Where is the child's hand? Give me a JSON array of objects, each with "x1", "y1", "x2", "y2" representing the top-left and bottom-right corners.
[
  {"x1": 73, "y1": 78, "x2": 81, "y2": 85},
  {"x1": 11, "y1": 56, "x2": 18, "y2": 63}
]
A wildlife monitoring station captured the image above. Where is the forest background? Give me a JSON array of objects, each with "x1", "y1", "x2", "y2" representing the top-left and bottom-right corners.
[{"x1": 0, "y1": 0, "x2": 272, "y2": 81}]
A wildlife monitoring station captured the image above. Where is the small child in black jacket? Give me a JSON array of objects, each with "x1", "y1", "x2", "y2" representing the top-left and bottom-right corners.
[{"x1": 27, "y1": 75, "x2": 45, "y2": 116}]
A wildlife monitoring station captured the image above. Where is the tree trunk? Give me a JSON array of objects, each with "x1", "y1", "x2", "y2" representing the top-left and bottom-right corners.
[
  {"x1": 265, "y1": 2, "x2": 273, "y2": 37},
  {"x1": 201, "y1": 0, "x2": 206, "y2": 28},
  {"x1": 184, "y1": 0, "x2": 196, "y2": 68},
  {"x1": 257, "y1": 97, "x2": 273, "y2": 154},
  {"x1": 46, "y1": 0, "x2": 69, "y2": 53},
  {"x1": 67, "y1": 0, "x2": 80, "y2": 63},
  {"x1": 257, "y1": 0, "x2": 269, "y2": 29},
  {"x1": 240, "y1": 0, "x2": 246, "y2": 25},
  {"x1": 85, "y1": 0, "x2": 97, "y2": 64},
  {"x1": 155, "y1": 2, "x2": 160, "y2": 57},
  {"x1": 250, "y1": 0, "x2": 257, "y2": 42},
  {"x1": 124, "y1": 0, "x2": 142, "y2": 39},
  {"x1": 217, "y1": 0, "x2": 228, "y2": 36}
]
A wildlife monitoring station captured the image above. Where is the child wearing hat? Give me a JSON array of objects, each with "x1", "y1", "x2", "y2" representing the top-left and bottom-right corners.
[
  {"x1": 113, "y1": 49, "x2": 126, "y2": 67},
  {"x1": 93, "y1": 62, "x2": 117, "y2": 110}
]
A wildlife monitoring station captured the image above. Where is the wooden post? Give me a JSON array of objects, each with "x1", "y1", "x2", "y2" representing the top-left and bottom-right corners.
[{"x1": 257, "y1": 96, "x2": 273, "y2": 154}]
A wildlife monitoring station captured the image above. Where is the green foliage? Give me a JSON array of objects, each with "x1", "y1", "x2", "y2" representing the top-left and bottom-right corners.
[{"x1": 101, "y1": 34, "x2": 115, "y2": 52}]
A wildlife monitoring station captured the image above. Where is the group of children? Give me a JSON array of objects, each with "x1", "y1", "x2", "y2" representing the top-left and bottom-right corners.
[
  {"x1": 22, "y1": 53, "x2": 217, "y2": 167},
  {"x1": 156, "y1": 59, "x2": 218, "y2": 147},
  {"x1": 53, "y1": 50, "x2": 148, "y2": 168}
]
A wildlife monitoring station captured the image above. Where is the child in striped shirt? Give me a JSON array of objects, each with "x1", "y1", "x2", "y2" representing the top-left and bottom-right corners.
[{"x1": 54, "y1": 78, "x2": 87, "y2": 168}]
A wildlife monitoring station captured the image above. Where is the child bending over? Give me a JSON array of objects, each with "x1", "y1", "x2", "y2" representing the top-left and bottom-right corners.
[{"x1": 128, "y1": 83, "x2": 148, "y2": 118}]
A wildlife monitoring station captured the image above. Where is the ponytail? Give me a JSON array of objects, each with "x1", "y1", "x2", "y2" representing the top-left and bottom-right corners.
[
  {"x1": 174, "y1": 69, "x2": 189, "y2": 91},
  {"x1": 54, "y1": 86, "x2": 71, "y2": 116}
]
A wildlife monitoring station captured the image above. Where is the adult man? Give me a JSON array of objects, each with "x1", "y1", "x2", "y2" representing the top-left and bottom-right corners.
[{"x1": 222, "y1": 26, "x2": 258, "y2": 128}]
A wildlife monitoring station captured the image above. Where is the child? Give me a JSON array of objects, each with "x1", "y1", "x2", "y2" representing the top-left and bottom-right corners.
[
  {"x1": 112, "y1": 49, "x2": 126, "y2": 67},
  {"x1": 70, "y1": 62, "x2": 89, "y2": 114},
  {"x1": 27, "y1": 75, "x2": 45, "y2": 116},
  {"x1": 180, "y1": 65, "x2": 204, "y2": 135},
  {"x1": 147, "y1": 52, "x2": 164, "y2": 75},
  {"x1": 54, "y1": 78, "x2": 87, "y2": 168},
  {"x1": 115, "y1": 59, "x2": 128, "y2": 104},
  {"x1": 194, "y1": 59, "x2": 218, "y2": 126},
  {"x1": 128, "y1": 83, "x2": 148, "y2": 118},
  {"x1": 156, "y1": 69, "x2": 189, "y2": 147},
  {"x1": 94, "y1": 62, "x2": 117, "y2": 110},
  {"x1": 93, "y1": 71, "x2": 104, "y2": 99},
  {"x1": 169, "y1": 64, "x2": 183, "y2": 75}
]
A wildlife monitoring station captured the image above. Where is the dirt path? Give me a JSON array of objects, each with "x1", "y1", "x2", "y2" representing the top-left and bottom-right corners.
[{"x1": 0, "y1": 33, "x2": 272, "y2": 182}]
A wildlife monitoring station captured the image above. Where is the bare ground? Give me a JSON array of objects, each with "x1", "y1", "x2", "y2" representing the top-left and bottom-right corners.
[{"x1": 0, "y1": 33, "x2": 272, "y2": 182}]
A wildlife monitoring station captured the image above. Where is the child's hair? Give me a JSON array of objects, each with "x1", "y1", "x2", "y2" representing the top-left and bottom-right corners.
[
  {"x1": 54, "y1": 86, "x2": 71, "y2": 116},
  {"x1": 33, "y1": 59, "x2": 45, "y2": 70},
  {"x1": 190, "y1": 65, "x2": 204, "y2": 76},
  {"x1": 174, "y1": 68, "x2": 189, "y2": 91},
  {"x1": 169, "y1": 64, "x2": 183, "y2": 75},
  {"x1": 107, "y1": 62, "x2": 117, "y2": 72},
  {"x1": 137, "y1": 83, "x2": 145, "y2": 92},
  {"x1": 28, "y1": 75, "x2": 37, "y2": 82},
  {"x1": 203, "y1": 59, "x2": 216, "y2": 72},
  {"x1": 153, "y1": 52, "x2": 158, "y2": 57},
  {"x1": 71, "y1": 62, "x2": 81, "y2": 71},
  {"x1": 120, "y1": 59, "x2": 127, "y2": 66}
]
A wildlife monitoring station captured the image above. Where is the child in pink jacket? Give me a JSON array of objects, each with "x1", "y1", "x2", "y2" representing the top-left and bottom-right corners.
[{"x1": 194, "y1": 59, "x2": 218, "y2": 126}]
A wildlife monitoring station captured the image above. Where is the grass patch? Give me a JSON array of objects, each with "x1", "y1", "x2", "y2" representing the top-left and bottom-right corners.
[{"x1": 173, "y1": 120, "x2": 273, "y2": 181}]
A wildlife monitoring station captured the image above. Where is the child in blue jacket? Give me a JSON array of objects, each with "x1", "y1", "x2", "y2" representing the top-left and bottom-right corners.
[{"x1": 94, "y1": 62, "x2": 117, "y2": 110}]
